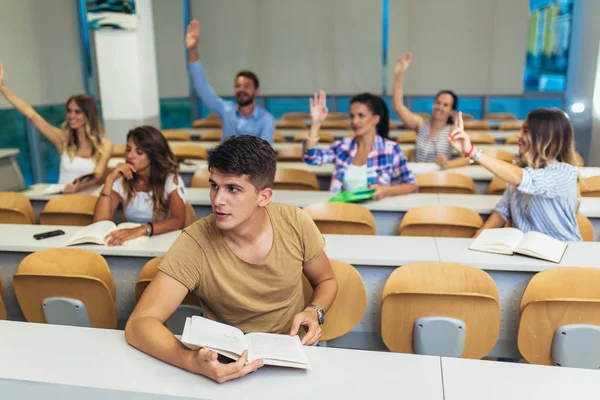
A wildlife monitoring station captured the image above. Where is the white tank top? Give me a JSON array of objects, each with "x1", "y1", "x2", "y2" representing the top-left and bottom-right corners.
[
  {"x1": 59, "y1": 152, "x2": 96, "y2": 184},
  {"x1": 343, "y1": 164, "x2": 368, "y2": 192}
]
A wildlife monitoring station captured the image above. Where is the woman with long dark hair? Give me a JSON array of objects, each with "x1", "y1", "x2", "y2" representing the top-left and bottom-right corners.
[
  {"x1": 450, "y1": 109, "x2": 581, "y2": 241},
  {"x1": 0, "y1": 62, "x2": 112, "y2": 192},
  {"x1": 303, "y1": 91, "x2": 416, "y2": 199},
  {"x1": 93, "y1": 126, "x2": 186, "y2": 245}
]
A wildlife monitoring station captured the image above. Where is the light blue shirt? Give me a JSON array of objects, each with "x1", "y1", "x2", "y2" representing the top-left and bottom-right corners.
[
  {"x1": 495, "y1": 161, "x2": 582, "y2": 241},
  {"x1": 188, "y1": 61, "x2": 275, "y2": 144}
]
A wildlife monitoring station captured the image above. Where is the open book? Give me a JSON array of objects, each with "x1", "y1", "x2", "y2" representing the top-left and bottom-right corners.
[
  {"x1": 67, "y1": 221, "x2": 149, "y2": 246},
  {"x1": 42, "y1": 173, "x2": 97, "y2": 195},
  {"x1": 469, "y1": 228, "x2": 568, "y2": 263},
  {"x1": 181, "y1": 316, "x2": 310, "y2": 370}
]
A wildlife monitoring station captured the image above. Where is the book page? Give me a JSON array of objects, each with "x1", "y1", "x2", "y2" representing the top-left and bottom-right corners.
[
  {"x1": 43, "y1": 184, "x2": 65, "y2": 195},
  {"x1": 246, "y1": 333, "x2": 309, "y2": 366},
  {"x1": 185, "y1": 316, "x2": 247, "y2": 357},
  {"x1": 469, "y1": 228, "x2": 524, "y2": 255},
  {"x1": 67, "y1": 220, "x2": 116, "y2": 246},
  {"x1": 108, "y1": 222, "x2": 149, "y2": 245},
  {"x1": 516, "y1": 231, "x2": 567, "y2": 263}
]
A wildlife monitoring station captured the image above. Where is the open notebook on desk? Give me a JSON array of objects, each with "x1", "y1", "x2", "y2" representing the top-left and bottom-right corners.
[
  {"x1": 181, "y1": 316, "x2": 310, "y2": 370},
  {"x1": 469, "y1": 228, "x2": 568, "y2": 263},
  {"x1": 67, "y1": 221, "x2": 148, "y2": 246}
]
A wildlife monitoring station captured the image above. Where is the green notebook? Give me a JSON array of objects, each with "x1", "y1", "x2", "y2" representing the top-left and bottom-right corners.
[{"x1": 328, "y1": 189, "x2": 375, "y2": 203}]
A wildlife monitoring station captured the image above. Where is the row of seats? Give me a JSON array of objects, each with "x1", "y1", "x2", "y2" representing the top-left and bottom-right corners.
[
  {"x1": 278, "y1": 111, "x2": 519, "y2": 122},
  {"x1": 2, "y1": 249, "x2": 598, "y2": 368},
  {"x1": 0, "y1": 192, "x2": 197, "y2": 227}
]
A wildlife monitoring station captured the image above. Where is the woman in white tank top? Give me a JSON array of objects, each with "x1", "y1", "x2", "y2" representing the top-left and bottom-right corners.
[
  {"x1": 0, "y1": 62, "x2": 113, "y2": 192},
  {"x1": 391, "y1": 53, "x2": 469, "y2": 169},
  {"x1": 94, "y1": 126, "x2": 186, "y2": 246}
]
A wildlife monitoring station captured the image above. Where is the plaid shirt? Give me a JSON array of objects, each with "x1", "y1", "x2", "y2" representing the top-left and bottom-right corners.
[{"x1": 303, "y1": 135, "x2": 416, "y2": 193}]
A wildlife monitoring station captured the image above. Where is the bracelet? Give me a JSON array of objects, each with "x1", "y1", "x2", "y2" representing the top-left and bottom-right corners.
[
  {"x1": 100, "y1": 192, "x2": 112, "y2": 198},
  {"x1": 464, "y1": 144, "x2": 475, "y2": 158},
  {"x1": 472, "y1": 148, "x2": 484, "y2": 162},
  {"x1": 148, "y1": 221, "x2": 154, "y2": 236},
  {"x1": 144, "y1": 223, "x2": 152, "y2": 237}
]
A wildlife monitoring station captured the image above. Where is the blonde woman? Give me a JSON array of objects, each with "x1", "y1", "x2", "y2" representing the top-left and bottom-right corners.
[
  {"x1": 449, "y1": 108, "x2": 581, "y2": 241},
  {"x1": 0, "y1": 62, "x2": 112, "y2": 193}
]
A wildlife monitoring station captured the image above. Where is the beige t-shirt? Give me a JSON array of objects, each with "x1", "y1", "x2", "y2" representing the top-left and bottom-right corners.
[{"x1": 159, "y1": 202, "x2": 325, "y2": 334}]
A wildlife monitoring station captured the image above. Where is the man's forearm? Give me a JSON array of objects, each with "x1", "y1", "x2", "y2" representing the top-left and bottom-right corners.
[
  {"x1": 188, "y1": 47, "x2": 199, "y2": 63},
  {"x1": 307, "y1": 278, "x2": 337, "y2": 313}
]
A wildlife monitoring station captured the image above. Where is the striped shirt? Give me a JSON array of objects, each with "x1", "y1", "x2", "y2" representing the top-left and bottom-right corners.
[
  {"x1": 495, "y1": 161, "x2": 582, "y2": 241},
  {"x1": 303, "y1": 135, "x2": 416, "y2": 193},
  {"x1": 414, "y1": 120, "x2": 455, "y2": 162}
]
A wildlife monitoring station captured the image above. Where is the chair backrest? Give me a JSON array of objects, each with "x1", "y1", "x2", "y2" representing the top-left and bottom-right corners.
[
  {"x1": 483, "y1": 148, "x2": 515, "y2": 163},
  {"x1": 205, "y1": 112, "x2": 219, "y2": 120},
  {"x1": 112, "y1": 143, "x2": 126, "y2": 157},
  {"x1": 416, "y1": 172, "x2": 476, "y2": 194},
  {"x1": 396, "y1": 132, "x2": 417, "y2": 144},
  {"x1": 580, "y1": 176, "x2": 600, "y2": 197},
  {"x1": 403, "y1": 148, "x2": 414, "y2": 162},
  {"x1": 303, "y1": 203, "x2": 376, "y2": 235},
  {"x1": 468, "y1": 132, "x2": 495, "y2": 145},
  {"x1": 184, "y1": 202, "x2": 197, "y2": 228},
  {"x1": 192, "y1": 119, "x2": 222, "y2": 128},
  {"x1": 162, "y1": 129, "x2": 191, "y2": 142},
  {"x1": 487, "y1": 177, "x2": 507, "y2": 195},
  {"x1": 292, "y1": 131, "x2": 335, "y2": 143},
  {"x1": 273, "y1": 130, "x2": 286, "y2": 143},
  {"x1": 172, "y1": 144, "x2": 208, "y2": 160},
  {"x1": 320, "y1": 120, "x2": 351, "y2": 130},
  {"x1": 463, "y1": 120, "x2": 491, "y2": 131},
  {"x1": 190, "y1": 168, "x2": 211, "y2": 188},
  {"x1": 484, "y1": 112, "x2": 517, "y2": 120},
  {"x1": 381, "y1": 262, "x2": 500, "y2": 358},
  {"x1": 504, "y1": 134, "x2": 519, "y2": 144},
  {"x1": 389, "y1": 121, "x2": 399, "y2": 129},
  {"x1": 276, "y1": 146, "x2": 304, "y2": 161},
  {"x1": 575, "y1": 152, "x2": 584, "y2": 167},
  {"x1": 273, "y1": 169, "x2": 319, "y2": 191},
  {"x1": 13, "y1": 248, "x2": 117, "y2": 329},
  {"x1": 198, "y1": 130, "x2": 222, "y2": 142},
  {"x1": 326, "y1": 112, "x2": 350, "y2": 121},
  {"x1": 461, "y1": 113, "x2": 475, "y2": 121},
  {"x1": 399, "y1": 205, "x2": 483, "y2": 238},
  {"x1": 282, "y1": 112, "x2": 311, "y2": 120},
  {"x1": 135, "y1": 256, "x2": 200, "y2": 306},
  {"x1": 40, "y1": 194, "x2": 98, "y2": 226},
  {"x1": 498, "y1": 120, "x2": 523, "y2": 130},
  {"x1": 518, "y1": 267, "x2": 600, "y2": 365},
  {"x1": 577, "y1": 212, "x2": 594, "y2": 241},
  {"x1": 0, "y1": 192, "x2": 35, "y2": 224},
  {"x1": 0, "y1": 276, "x2": 6, "y2": 320},
  {"x1": 302, "y1": 260, "x2": 367, "y2": 341},
  {"x1": 275, "y1": 120, "x2": 308, "y2": 129}
]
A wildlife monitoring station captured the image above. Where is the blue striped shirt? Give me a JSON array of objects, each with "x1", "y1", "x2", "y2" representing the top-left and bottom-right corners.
[
  {"x1": 188, "y1": 62, "x2": 275, "y2": 144},
  {"x1": 495, "y1": 161, "x2": 582, "y2": 241}
]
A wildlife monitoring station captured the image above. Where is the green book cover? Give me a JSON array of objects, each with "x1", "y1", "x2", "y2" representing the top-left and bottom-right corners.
[{"x1": 328, "y1": 189, "x2": 375, "y2": 203}]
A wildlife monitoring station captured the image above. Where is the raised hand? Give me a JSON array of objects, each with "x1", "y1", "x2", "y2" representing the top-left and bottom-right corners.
[
  {"x1": 394, "y1": 53, "x2": 413, "y2": 76},
  {"x1": 309, "y1": 91, "x2": 328, "y2": 124},
  {"x1": 109, "y1": 162, "x2": 136, "y2": 181},
  {"x1": 0, "y1": 62, "x2": 5, "y2": 90},
  {"x1": 448, "y1": 112, "x2": 473, "y2": 155},
  {"x1": 185, "y1": 19, "x2": 200, "y2": 49}
]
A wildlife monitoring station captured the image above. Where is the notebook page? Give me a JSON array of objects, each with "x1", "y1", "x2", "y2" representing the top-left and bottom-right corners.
[
  {"x1": 246, "y1": 333, "x2": 309, "y2": 365},
  {"x1": 43, "y1": 184, "x2": 65, "y2": 195},
  {"x1": 517, "y1": 231, "x2": 567, "y2": 263},
  {"x1": 469, "y1": 228, "x2": 524, "y2": 254}
]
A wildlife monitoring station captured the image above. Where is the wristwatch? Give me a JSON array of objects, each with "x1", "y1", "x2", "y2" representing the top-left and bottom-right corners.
[
  {"x1": 309, "y1": 304, "x2": 325, "y2": 325},
  {"x1": 144, "y1": 223, "x2": 152, "y2": 237},
  {"x1": 471, "y1": 147, "x2": 484, "y2": 163}
]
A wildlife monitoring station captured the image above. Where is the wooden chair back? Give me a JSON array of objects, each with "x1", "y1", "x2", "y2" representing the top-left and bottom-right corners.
[
  {"x1": 293, "y1": 131, "x2": 335, "y2": 143},
  {"x1": 282, "y1": 112, "x2": 311, "y2": 120},
  {"x1": 112, "y1": 143, "x2": 126, "y2": 157},
  {"x1": 198, "y1": 130, "x2": 222, "y2": 142},
  {"x1": 463, "y1": 120, "x2": 491, "y2": 131},
  {"x1": 487, "y1": 177, "x2": 508, "y2": 195},
  {"x1": 162, "y1": 130, "x2": 191, "y2": 142},
  {"x1": 13, "y1": 248, "x2": 117, "y2": 329},
  {"x1": 498, "y1": 121, "x2": 523, "y2": 130},
  {"x1": 484, "y1": 112, "x2": 517, "y2": 120},
  {"x1": 468, "y1": 132, "x2": 495, "y2": 145},
  {"x1": 396, "y1": 132, "x2": 417, "y2": 144},
  {"x1": 40, "y1": 194, "x2": 98, "y2": 226},
  {"x1": 518, "y1": 267, "x2": 600, "y2": 365},
  {"x1": 0, "y1": 192, "x2": 35, "y2": 224},
  {"x1": 172, "y1": 145, "x2": 208, "y2": 160},
  {"x1": 135, "y1": 256, "x2": 200, "y2": 306},
  {"x1": 190, "y1": 169, "x2": 211, "y2": 188},
  {"x1": 275, "y1": 120, "x2": 308, "y2": 129},
  {"x1": 276, "y1": 146, "x2": 304, "y2": 161},
  {"x1": 399, "y1": 205, "x2": 483, "y2": 238},
  {"x1": 273, "y1": 169, "x2": 319, "y2": 191},
  {"x1": 320, "y1": 120, "x2": 351, "y2": 130},
  {"x1": 303, "y1": 203, "x2": 376, "y2": 235},
  {"x1": 416, "y1": 172, "x2": 476, "y2": 194},
  {"x1": 192, "y1": 119, "x2": 222, "y2": 129},
  {"x1": 580, "y1": 176, "x2": 600, "y2": 197},
  {"x1": 302, "y1": 260, "x2": 367, "y2": 341},
  {"x1": 381, "y1": 262, "x2": 500, "y2": 358}
]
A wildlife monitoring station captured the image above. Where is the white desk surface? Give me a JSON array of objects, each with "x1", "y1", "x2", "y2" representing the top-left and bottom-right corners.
[
  {"x1": 0, "y1": 148, "x2": 20, "y2": 159},
  {"x1": 435, "y1": 237, "x2": 600, "y2": 272},
  {"x1": 441, "y1": 356, "x2": 600, "y2": 400},
  {"x1": 21, "y1": 183, "x2": 101, "y2": 200},
  {"x1": 0, "y1": 320, "x2": 444, "y2": 400},
  {"x1": 0, "y1": 224, "x2": 181, "y2": 257}
]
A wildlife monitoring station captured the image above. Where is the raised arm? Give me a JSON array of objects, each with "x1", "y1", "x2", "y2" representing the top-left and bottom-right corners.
[
  {"x1": 392, "y1": 53, "x2": 424, "y2": 131},
  {"x1": 258, "y1": 113, "x2": 275, "y2": 144},
  {"x1": 0, "y1": 62, "x2": 65, "y2": 151},
  {"x1": 302, "y1": 91, "x2": 338, "y2": 165},
  {"x1": 185, "y1": 20, "x2": 225, "y2": 116}
]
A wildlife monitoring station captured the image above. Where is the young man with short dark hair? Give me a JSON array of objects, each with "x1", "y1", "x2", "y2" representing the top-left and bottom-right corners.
[{"x1": 125, "y1": 135, "x2": 337, "y2": 383}]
